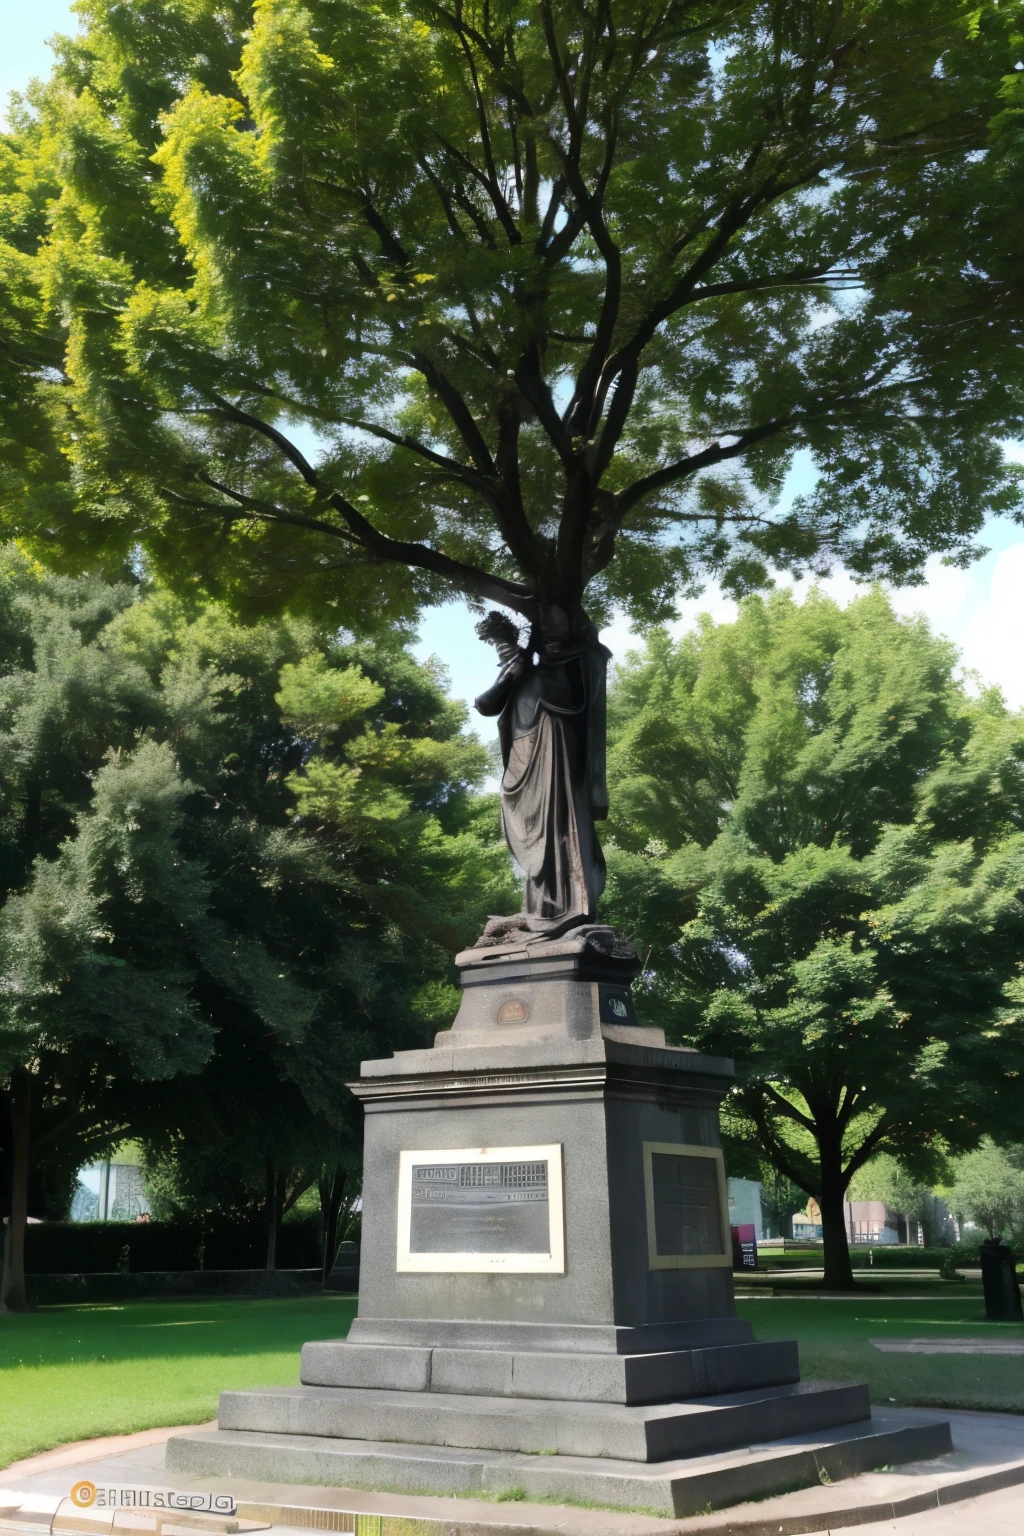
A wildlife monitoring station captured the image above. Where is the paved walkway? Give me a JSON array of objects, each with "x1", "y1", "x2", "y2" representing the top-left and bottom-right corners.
[
  {"x1": 0, "y1": 1426, "x2": 214, "y2": 1484},
  {"x1": 2, "y1": 1409, "x2": 1023, "y2": 1535},
  {"x1": 802, "y1": 1479, "x2": 1024, "y2": 1534},
  {"x1": 871, "y1": 1337, "x2": 1024, "y2": 1353}
]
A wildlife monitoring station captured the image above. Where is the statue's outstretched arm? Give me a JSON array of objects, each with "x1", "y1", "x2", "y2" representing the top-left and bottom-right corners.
[
  {"x1": 475, "y1": 609, "x2": 527, "y2": 716},
  {"x1": 475, "y1": 656, "x2": 524, "y2": 716}
]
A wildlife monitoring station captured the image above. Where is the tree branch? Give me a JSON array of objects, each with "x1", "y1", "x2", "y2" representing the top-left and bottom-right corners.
[
  {"x1": 453, "y1": 28, "x2": 521, "y2": 245},
  {"x1": 747, "y1": 1093, "x2": 820, "y2": 1195},
  {"x1": 687, "y1": 265, "x2": 861, "y2": 302},
  {"x1": 333, "y1": 416, "x2": 487, "y2": 482},
  {"x1": 162, "y1": 483, "x2": 361, "y2": 545},
  {"x1": 590, "y1": 170, "x2": 826, "y2": 476},
  {"x1": 613, "y1": 417, "x2": 794, "y2": 524},
  {"x1": 200, "y1": 396, "x2": 537, "y2": 611},
  {"x1": 559, "y1": 113, "x2": 623, "y2": 440},
  {"x1": 408, "y1": 353, "x2": 497, "y2": 475},
  {"x1": 432, "y1": 135, "x2": 515, "y2": 241},
  {"x1": 841, "y1": 1119, "x2": 894, "y2": 1184},
  {"x1": 359, "y1": 199, "x2": 410, "y2": 266},
  {"x1": 761, "y1": 1080, "x2": 818, "y2": 1135}
]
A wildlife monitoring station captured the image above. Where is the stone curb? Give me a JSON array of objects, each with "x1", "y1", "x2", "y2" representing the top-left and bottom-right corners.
[
  {"x1": 670, "y1": 1457, "x2": 1024, "y2": 1534},
  {"x1": 0, "y1": 1428, "x2": 216, "y2": 1483},
  {"x1": 5, "y1": 1428, "x2": 1024, "y2": 1536},
  {"x1": 220, "y1": 1454, "x2": 1024, "y2": 1535}
]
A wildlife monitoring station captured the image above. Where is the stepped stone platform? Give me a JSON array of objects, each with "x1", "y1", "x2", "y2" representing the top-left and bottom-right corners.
[
  {"x1": 166, "y1": 926, "x2": 952, "y2": 1516},
  {"x1": 168, "y1": 1415, "x2": 950, "y2": 1517}
]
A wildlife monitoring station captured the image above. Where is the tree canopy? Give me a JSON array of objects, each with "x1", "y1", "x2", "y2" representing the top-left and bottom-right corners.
[
  {"x1": 603, "y1": 589, "x2": 1024, "y2": 1286},
  {"x1": 2, "y1": 0, "x2": 1024, "y2": 636},
  {"x1": 0, "y1": 550, "x2": 512, "y2": 1308}
]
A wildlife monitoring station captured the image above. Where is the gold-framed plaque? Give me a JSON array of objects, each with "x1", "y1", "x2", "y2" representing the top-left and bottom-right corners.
[
  {"x1": 642, "y1": 1141, "x2": 731, "y2": 1270},
  {"x1": 396, "y1": 1144, "x2": 565, "y2": 1274}
]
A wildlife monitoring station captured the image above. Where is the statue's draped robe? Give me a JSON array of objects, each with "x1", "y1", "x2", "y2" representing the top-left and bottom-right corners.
[{"x1": 476, "y1": 628, "x2": 610, "y2": 936}]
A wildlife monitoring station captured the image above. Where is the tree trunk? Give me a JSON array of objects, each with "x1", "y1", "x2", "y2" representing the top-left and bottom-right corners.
[
  {"x1": 0, "y1": 1218, "x2": 10, "y2": 1313},
  {"x1": 21, "y1": 778, "x2": 42, "y2": 885},
  {"x1": 264, "y1": 1156, "x2": 279, "y2": 1272},
  {"x1": 319, "y1": 1166, "x2": 346, "y2": 1289},
  {"x1": 1, "y1": 1070, "x2": 32, "y2": 1312},
  {"x1": 818, "y1": 1132, "x2": 855, "y2": 1290}
]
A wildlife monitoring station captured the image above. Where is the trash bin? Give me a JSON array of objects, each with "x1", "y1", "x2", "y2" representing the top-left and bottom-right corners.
[{"x1": 979, "y1": 1237, "x2": 1023, "y2": 1321}]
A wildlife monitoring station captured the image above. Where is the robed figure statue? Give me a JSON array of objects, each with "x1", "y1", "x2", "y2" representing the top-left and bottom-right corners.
[{"x1": 475, "y1": 611, "x2": 611, "y2": 939}]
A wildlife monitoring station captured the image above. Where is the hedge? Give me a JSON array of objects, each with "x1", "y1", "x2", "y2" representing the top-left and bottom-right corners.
[
  {"x1": 854, "y1": 1245, "x2": 967, "y2": 1268},
  {"x1": 22, "y1": 1213, "x2": 323, "y2": 1274},
  {"x1": 758, "y1": 1245, "x2": 961, "y2": 1270},
  {"x1": 26, "y1": 1269, "x2": 324, "y2": 1304}
]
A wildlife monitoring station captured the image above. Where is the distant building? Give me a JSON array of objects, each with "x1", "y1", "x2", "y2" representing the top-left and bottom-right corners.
[
  {"x1": 71, "y1": 1153, "x2": 151, "y2": 1222},
  {"x1": 845, "y1": 1199, "x2": 899, "y2": 1245},
  {"x1": 791, "y1": 1197, "x2": 898, "y2": 1244}
]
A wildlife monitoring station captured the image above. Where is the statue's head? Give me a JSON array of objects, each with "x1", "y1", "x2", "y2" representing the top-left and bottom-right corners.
[
  {"x1": 476, "y1": 609, "x2": 521, "y2": 647},
  {"x1": 476, "y1": 609, "x2": 526, "y2": 665}
]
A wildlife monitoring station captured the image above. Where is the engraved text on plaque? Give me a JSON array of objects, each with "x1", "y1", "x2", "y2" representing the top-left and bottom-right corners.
[
  {"x1": 642, "y1": 1142, "x2": 731, "y2": 1270},
  {"x1": 411, "y1": 1159, "x2": 548, "y2": 1254},
  {"x1": 396, "y1": 1144, "x2": 565, "y2": 1274}
]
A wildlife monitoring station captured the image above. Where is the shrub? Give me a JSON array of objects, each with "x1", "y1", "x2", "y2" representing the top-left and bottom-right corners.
[{"x1": 23, "y1": 1214, "x2": 322, "y2": 1274}]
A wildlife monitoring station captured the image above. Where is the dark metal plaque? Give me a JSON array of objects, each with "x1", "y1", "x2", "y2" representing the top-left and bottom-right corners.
[
  {"x1": 409, "y1": 1159, "x2": 550, "y2": 1254},
  {"x1": 651, "y1": 1152, "x2": 725, "y2": 1258},
  {"x1": 598, "y1": 985, "x2": 635, "y2": 1024}
]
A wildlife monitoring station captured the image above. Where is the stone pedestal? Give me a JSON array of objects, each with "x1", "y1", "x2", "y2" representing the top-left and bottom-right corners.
[{"x1": 167, "y1": 928, "x2": 950, "y2": 1516}]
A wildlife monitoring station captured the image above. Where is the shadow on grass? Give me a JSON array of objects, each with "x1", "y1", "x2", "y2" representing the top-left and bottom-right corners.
[
  {"x1": 737, "y1": 1293, "x2": 1024, "y2": 1413},
  {"x1": 0, "y1": 1294, "x2": 358, "y2": 1370}
]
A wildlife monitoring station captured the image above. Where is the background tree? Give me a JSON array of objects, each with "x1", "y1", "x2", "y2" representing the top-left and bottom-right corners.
[
  {"x1": 756, "y1": 1166, "x2": 806, "y2": 1244},
  {"x1": 946, "y1": 1139, "x2": 1024, "y2": 1240},
  {"x1": 603, "y1": 589, "x2": 1024, "y2": 1287},
  {"x1": 1, "y1": 0, "x2": 1023, "y2": 645},
  {"x1": 114, "y1": 587, "x2": 513, "y2": 1270},
  {"x1": 0, "y1": 552, "x2": 513, "y2": 1308},
  {"x1": 0, "y1": 556, "x2": 214, "y2": 1311},
  {"x1": 847, "y1": 1153, "x2": 935, "y2": 1245}
]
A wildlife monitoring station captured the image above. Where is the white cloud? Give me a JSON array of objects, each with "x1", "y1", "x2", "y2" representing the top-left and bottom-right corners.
[
  {"x1": 944, "y1": 542, "x2": 1024, "y2": 705},
  {"x1": 417, "y1": 525, "x2": 1024, "y2": 729},
  {"x1": 593, "y1": 492, "x2": 1024, "y2": 707}
]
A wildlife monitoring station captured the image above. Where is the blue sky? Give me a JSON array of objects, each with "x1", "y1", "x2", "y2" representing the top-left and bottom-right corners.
[
  {"x1": 7, "y1": 9, "x2": 1024, "y2": 744},
  {"x1": 1, "y1": 0, "x2": 78, "y2": 124},
  {"x1": 418, "y1": 506, "x2": 1024, "y2": 758}
]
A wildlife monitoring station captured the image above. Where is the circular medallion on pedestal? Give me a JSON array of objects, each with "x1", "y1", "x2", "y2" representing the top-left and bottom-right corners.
[{"x1": 497, "y1": 998, "x2": 530, "y2": 1023}]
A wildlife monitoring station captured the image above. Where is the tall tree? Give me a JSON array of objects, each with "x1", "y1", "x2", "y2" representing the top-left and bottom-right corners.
[
  {"x1": 603, "y1": 590, "x2": 1024, "y2": 1287},
  {"x1": 0, "y1": 554, "x2": 211, "y2": 1311},
  {"x1": 0, "y1": 554, "x2": 513, "y2": 1308},
  {"x1": 1, "y1": 0, "x2": 1023, "y2": 645},
  {"x1": 0, "y1": 741, "x2": 217, "y2": 1311},
  {"x1": 130, "y1": 597, "x2": 514, "y2": 1270}
]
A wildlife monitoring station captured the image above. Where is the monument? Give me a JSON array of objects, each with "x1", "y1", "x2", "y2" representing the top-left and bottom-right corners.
[{"x1": 168, "y1": 613, "x2": 950, "y2": 1516}]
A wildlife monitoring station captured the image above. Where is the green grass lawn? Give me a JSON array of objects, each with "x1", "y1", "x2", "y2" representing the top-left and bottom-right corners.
[
  {"x1": 3, "y1": 1288, "x2": 1021, "y2": 1473},
  {"x1": 0, "y1": 1293, "x2": 357, "y2": 1471},
  {"x1": 738, "y1": 1292, "x2": 1024, "y2": 1414}
]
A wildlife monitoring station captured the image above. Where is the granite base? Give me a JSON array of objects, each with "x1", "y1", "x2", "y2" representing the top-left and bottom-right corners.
[
  {"x1": 166, "y1": 936, "x2": 951, "y2": 1516},
  {"x1": 165, "y1": 1414, "x2": 953, "y2": 1517}
]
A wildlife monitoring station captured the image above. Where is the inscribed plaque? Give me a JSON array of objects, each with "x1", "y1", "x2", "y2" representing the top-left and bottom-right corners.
[
  {"x1": 642, "y1": 1141, "x2": 731, "y2": 1270},
  {"x1": 396, "y1": 1144, "x2": 564, "y2": 1273}
]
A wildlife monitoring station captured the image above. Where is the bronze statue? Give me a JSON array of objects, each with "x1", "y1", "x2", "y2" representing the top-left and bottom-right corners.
[{"x1": 475, "y1": 610, "x2": 610, "y2": 941}]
